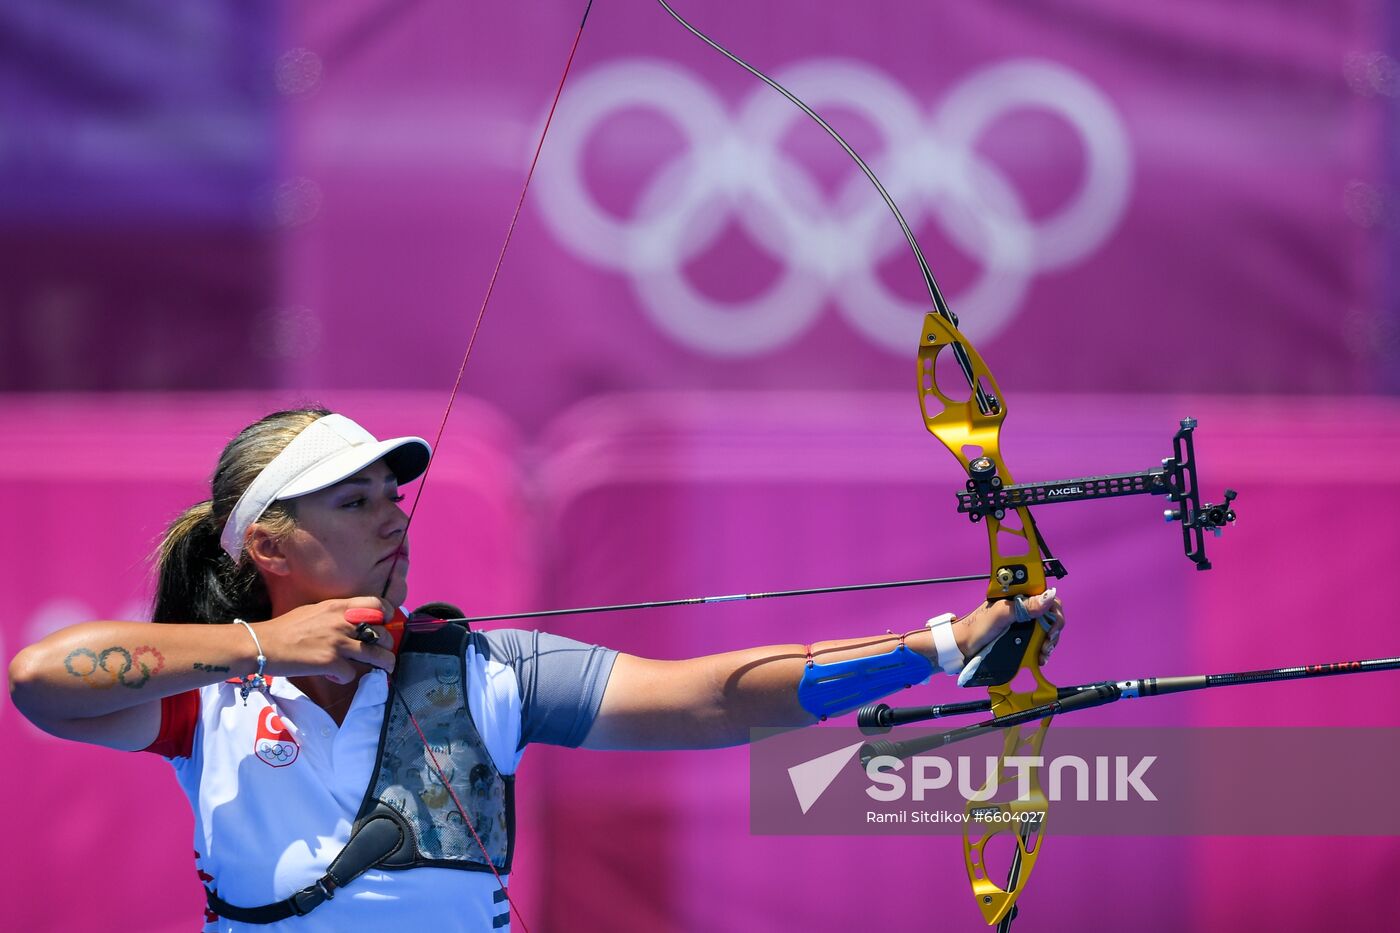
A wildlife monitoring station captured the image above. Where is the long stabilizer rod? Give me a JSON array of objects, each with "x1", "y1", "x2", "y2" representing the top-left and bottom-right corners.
[{"x1": 857, "y1": 654, "x2": 1400, "y2": 765}]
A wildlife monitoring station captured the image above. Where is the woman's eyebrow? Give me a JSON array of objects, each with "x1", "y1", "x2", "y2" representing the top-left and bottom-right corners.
[{"x1": 337, "y1": 476, "x2": 398, "y2": 489}]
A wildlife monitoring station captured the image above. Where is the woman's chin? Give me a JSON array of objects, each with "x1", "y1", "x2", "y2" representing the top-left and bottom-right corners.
[{"x1": 381, "y1": 575, "x2": 409, "y2": 609}]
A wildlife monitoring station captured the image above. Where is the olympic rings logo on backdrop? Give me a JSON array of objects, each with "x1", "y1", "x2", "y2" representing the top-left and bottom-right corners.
[{"x1": 532, "y1": 58, "x2": 1132, "y2": 355}]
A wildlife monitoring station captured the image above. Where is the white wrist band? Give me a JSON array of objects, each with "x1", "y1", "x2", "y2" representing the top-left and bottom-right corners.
[
  {"x1": 233, "y1": 619, "x2": 268, "y2": 704},
  {"x1": 926, "y1": 613, "x2": 965, "y2": 676}
]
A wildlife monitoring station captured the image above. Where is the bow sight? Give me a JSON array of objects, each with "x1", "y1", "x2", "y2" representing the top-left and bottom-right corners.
[
  {"x1": 943, "y1": 414, "x2": 1240, "y2": 693},
  {"x1": 960, "y1": 417, "x2": 1238, "y2": 573}
]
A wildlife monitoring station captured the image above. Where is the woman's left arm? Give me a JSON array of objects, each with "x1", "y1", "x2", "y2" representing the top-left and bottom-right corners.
[{"x1": 582, "y1": 592, "x2": 1063, "y2": 750}]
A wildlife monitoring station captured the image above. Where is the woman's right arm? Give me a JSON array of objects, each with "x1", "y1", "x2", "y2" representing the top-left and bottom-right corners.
[{"x1": 7, "y1": 596, "x2": 397, "y2": 751}]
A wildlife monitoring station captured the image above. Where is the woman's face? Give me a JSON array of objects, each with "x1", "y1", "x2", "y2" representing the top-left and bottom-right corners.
[{"x1": 265, "y1": 459, "x2": 411, "y2": 607}]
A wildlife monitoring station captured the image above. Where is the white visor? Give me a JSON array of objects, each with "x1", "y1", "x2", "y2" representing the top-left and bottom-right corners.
[{"x1": 219, "y1": 413, "x2": 431, "y2": 560}]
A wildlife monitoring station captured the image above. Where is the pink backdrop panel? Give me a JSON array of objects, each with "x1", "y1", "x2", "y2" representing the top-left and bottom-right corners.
[
  {"x1": 1187, "y1": 397, "x2": 1400, "y2": 931},
  {"x1": 5, "y1": 390, "x2": 1400, "y2": 931}
]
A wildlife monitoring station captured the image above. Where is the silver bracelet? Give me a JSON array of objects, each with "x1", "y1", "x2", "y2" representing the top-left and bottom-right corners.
[{"x1": 233, "y1": 618, "x2": 268, "y2": 704}]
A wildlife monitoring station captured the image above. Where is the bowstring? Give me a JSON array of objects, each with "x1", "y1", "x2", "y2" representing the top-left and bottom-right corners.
[
  {"x1": 379, "y1": 5, "x2": 597, "y2": 930},
  {"x1": 383, "y1": 0, "x2": 595, "y2": 593}
]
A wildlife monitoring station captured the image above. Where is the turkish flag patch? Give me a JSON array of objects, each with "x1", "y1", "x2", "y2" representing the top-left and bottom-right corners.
[{"x1": 254, "y1": 706, "x2": 300, "y2": 768}]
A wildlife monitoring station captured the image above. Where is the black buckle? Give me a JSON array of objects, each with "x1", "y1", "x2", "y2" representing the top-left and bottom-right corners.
[{"x1": 290, "y1": 878, "x2": 335, "y2": 915}]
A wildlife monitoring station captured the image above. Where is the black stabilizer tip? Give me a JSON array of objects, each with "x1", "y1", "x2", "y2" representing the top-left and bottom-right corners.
[
  {"x1": 856, "y1": 703, "x2": 892, "y2": 734},
  {"x1": 859, "y1": 739, "x2": 899, "y2": 768}
]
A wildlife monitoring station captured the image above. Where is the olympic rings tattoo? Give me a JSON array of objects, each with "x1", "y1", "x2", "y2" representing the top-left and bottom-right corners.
[
  {"x1": 63, "y1": 644, "x2": 166, "y2": 689},
  {"x1": 63, "y1": 647, "x2": 99, "y2": 678}
]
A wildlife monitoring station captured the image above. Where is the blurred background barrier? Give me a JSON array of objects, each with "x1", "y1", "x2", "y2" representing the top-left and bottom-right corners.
[
  {"x1": 4, "y1": 391, "x2": 1400, "y2": 929},
  {"x1": 4, "y1": 0, "x2": 1400, "y2": 929}
]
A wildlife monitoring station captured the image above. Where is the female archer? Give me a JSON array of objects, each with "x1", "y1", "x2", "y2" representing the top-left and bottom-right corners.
[{"x1": 8, "y1": 407, "x2": 1064, "y2": 931}]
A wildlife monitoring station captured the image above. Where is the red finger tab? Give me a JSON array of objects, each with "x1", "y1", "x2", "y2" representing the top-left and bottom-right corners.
[
  {"x1": 386, "y1": 609, "x2": 407, "y2": 654},
  {"x1": 345, "y1": 607, "x2": 384, "y2": 624}
]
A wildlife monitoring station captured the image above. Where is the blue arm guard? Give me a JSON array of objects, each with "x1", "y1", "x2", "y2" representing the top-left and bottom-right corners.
[{"x1": 797, "y1": 645, "x2": 934, "y2": 720}]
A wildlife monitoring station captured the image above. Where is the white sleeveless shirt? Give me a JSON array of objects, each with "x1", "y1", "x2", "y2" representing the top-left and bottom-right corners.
[{"x1": 166, "y1": 649, "x2": 523, "y2": 931}]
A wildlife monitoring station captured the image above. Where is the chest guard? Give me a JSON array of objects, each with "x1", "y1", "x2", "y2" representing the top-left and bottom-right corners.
[
  {"x1": 357, "y1": 621, "x2": 515, "y2": 871},
  {"x1": 205, "y1": 622, "x2": 515, "y2": 925}
]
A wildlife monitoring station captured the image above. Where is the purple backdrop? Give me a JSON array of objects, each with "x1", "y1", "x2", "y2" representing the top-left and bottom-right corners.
[
  {"x1": 1, "y1": 0, "x2": 1397, "y2": 403},
  {"x1": 4, "y1": 0, "x2": 1400, "y2": 930}
]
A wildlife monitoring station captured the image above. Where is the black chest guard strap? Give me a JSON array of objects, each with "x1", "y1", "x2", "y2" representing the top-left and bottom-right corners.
[{"x1": 204, "y1": 815, "x2": 408, "y2": 923}]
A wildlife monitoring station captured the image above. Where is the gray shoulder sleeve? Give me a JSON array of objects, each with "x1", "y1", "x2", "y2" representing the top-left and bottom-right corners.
[{"x1": 472, "y1": 629, "x2": 618, "y2": 750}]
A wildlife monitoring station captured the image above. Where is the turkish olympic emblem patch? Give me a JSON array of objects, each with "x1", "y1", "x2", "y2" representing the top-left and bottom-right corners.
[{"x1": 254, "y1": 706, "x2": 299, "y2": 768}]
